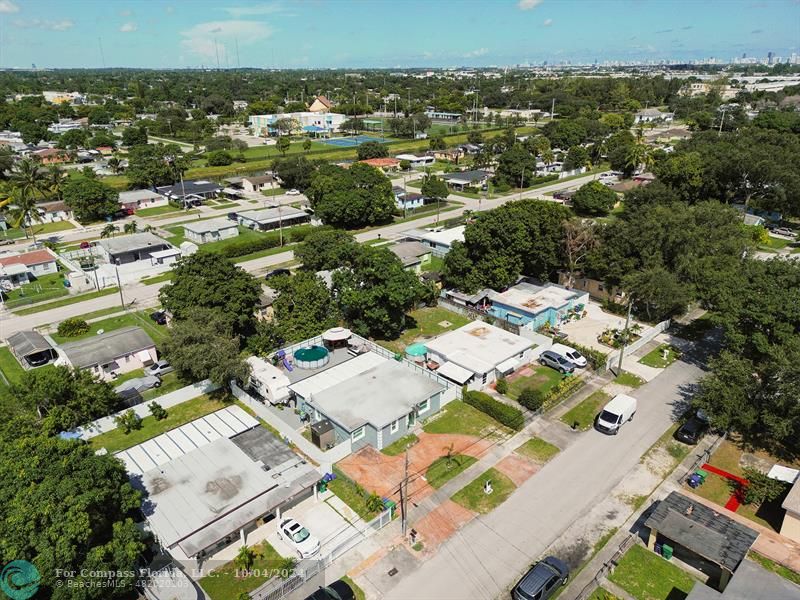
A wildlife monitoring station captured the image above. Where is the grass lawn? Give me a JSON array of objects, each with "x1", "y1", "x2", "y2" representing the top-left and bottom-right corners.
[
  {"x1": 748, "y1": 552, "x2": 800, "y2": 586},
  {"x1": 135, "y1": 205, "x2": 182, "y2": 217},
  {"x1": 610, "y1": 545, "x2": 696, "y2": 600},
  {"x1": 74, "y1": 306, "x2": 126, "y2": 321},
  {"x1": 760, "y1": 236, "x2": 792, "y2": 250},
  {"x1": 198, "y1": 540, "x2": 286, "y2": 600},
  {"x1": 376, "y1": 306, "x2": 470, "y2": 354},
  {"x1": 451, "y1": 467, "x2": 516, "y2": 514},
  {"x1": 614, "y1": 371, "x2": 645, "y2": 388},
  {"x1": 340, "y1": 576, "x2": 366, "y2": 600},
  {"x1": 215, "y1": 202, "x2": 240, "y2": 210},
  {"x1": 328, "y1": 466, "x2": 382, "y2": 521},
  {"x1": 13, "y1": 286, "x2": 119, "y2": 315},
  {"x1": 561, "y1": 390, "x2": 610, "y2": 431},
  {"x1": 0, "y1": 347, "x2": 25, "y2": 412},
  {"x1": 423, "y1": 400, "x2": 512, "y2": 438},
  {"x1": 421, "y1": 255, "x2": 445, "y2": 273},
  {"x1": 507, "y1": 366, "x2": 563, "y2": 400},
  {"x1": 639, "y1": 345, "x2": 681, "y2": 368},
  {"x1": 50, "y1": 311, "x2": 168, "y2": 344},
  {"x1": 90, "y1": 393, "x2": 230, "y2": 453},
  {"x1": 426, "y1": 455, "x2": 478, "y2": 489},
  {"x1": 3, "y1": 272, "x2": 69, "y2": 308},
  {"x1": 514, "y1": 437, "x2": 560, "y2": 464},
  {"x1": 587, "y1": 587, "x2": 621, "y2": 600},
  {"x1": 140, "y1": 272, "x2": 174, "y2": 285},
  {"x1": 381, "y1": 433, "x2": 419, "y2": 456}
]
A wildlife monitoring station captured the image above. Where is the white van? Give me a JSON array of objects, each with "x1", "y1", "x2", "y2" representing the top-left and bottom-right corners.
[
  {"x1": 550, "y1": 343, "x2": 587, "y2": 368},
  {"x1": 595, "y1": 394, "x2": 637, "y2": 435}
]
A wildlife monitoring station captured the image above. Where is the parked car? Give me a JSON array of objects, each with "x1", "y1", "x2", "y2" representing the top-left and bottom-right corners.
[
  {"x1": 0, "y1": 239, "x2": 14, "y2": 246},
  {"x1": 539, "y1": 350, "x2": 576, "y2": 374},
  {"x1": 278, "y1": 518, "x2": 320, "y2": 559},
  {"x1": 303, "y1": 580, "x2": 355, "y2": 600},
  {"x1": 549, "y1": 343, "x2": 587, "y2": 368},
  {"x1": 150, "y1": 310, "x2": 167, "y2": 325},
  {"x1": 512, "y1": 556, "x2": 569, "y2": 600},
  {"x1": 114, "y1": 375, "x2": 161, "y2": 395},
  {"x1": 227, "y1": 212, "x2": 239, "y2": 222},
  {"x1": 595, "y1": 394, "x2": 637, "y2": 435},
  {"x1": 772, "y1": 227, "x2": 796, "y2": 238},
  {"x1": 286, "y1": 189, "x2": 301, "y2": 196},
  {"x1": 265, "y1": 268, "x2": 291, "y2": 279},
  {"x1": 675, "y1": 411, "x2": 710, "y2": 445},
  {"x1": 146, "y1": 360, "x2": 173, "y2": 377}
]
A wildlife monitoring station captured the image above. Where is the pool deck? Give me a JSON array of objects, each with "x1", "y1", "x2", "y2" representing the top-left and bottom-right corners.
[{"x1": 283, "y1": 346, "x2": 357, "y2": 385}]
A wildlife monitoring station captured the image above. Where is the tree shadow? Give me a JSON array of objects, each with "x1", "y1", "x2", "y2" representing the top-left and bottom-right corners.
[{"x1": 665, "y1": 587, "x2": 689, "y2": 600}]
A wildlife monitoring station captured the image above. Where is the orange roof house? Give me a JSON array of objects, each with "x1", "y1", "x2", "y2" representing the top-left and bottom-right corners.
[{"x1": 309, "y1": 95, "x2": 334, "y2": 113}]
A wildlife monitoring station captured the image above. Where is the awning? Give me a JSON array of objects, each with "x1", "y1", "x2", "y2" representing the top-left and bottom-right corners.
[
  {"x1": 436, "y1": 361, "x2": 473, "y2": 384},
  {"x1": 322, "y1": 327, "x2": 352, "y2": 342},
  {"x1": 496, "y1": 357, "x2": 519, "y2": 374}
]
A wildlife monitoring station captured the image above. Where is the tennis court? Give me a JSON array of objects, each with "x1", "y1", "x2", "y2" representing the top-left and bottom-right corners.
[{"x1": 322, "y1": 135, "x2": 388, "y2": 147}]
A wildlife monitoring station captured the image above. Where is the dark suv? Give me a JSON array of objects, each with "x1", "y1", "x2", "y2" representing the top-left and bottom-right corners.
[
  {"x1": 512, "y1": 557, "x2": 569, "y2": 600},
  {"x1": 539, "y1": 350, "x2": 576, "y2": 374}
]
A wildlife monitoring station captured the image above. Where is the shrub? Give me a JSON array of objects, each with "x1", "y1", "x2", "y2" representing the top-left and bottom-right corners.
[
  {"x1": 463, "y1": 391, "x2": 524, "y2": 431},
  {"x1": 217, "y1": 234, "x2": 281, "y2": 258},
  {"x1": 570, "y1": 342, "x2": 608, "y2": 371},
  {"x1": 365, "y1": 492, "x2": 384, "y2": 513},
  {"x1": 740, "y1": 467, "x2": 789, "y2": 505},
  {"x1": 495, "y1": 377, "x2": 509, "y2": 395},
  {"x1": 148, "y1": 401, "x2": 168, "y2": 420},
  {"x1": 114, "y1": 409, "x2": 142, "y2": 434},
  {"x1": 57, "y1": 317, "x2": 90, "y2": 338},
  {"x1": 517, "y1": 387, "x2": 546, "y2": 411},
  {"x1": 288, "y1": 226, "x2": 313, "y2": 243},
  {"x1": 206, "y1": 150, "x2": 234, "y2": 166}
]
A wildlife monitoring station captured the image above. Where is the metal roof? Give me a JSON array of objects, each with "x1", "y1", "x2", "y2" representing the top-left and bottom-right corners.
[
  {"x1": 98, "y1": 232, "x2": 171, "y2": 256},
  {"x1": 6, "y1": 330, "x2": 53, "y2": 357},
  {"x1": 58, "y1": 326, "x2": 155, "y2": 369},
  {"x1": 645, "y1": 492, "x2": 758, "y2": 571}
]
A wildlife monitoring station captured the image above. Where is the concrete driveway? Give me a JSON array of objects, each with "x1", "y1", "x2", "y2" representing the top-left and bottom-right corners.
[{"x1": 559, "y1": 301, "x2": 646, "y2": 355}]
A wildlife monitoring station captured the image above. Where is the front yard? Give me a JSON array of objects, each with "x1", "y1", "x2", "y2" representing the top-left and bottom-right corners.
[
  {"x1": 376, "y1": 306, "x2": 470, "y2": 354},
  {"x1": 426, "y1": 455, "x2": 477, "y2": 489},
  {"x1": 561, "y1": 390, "x2": 610, "y2": 431},
  {"x1": 423, "y1": 400, "x2": 512, "y2": 438},
  {"x1": 614, "y1": 371, "x2": 645, "y2": 388},
  {"x1": 50, "y1": 311, "x2": 169, "y2": 344},
  {"x1": 506, "y1": 365, "x2": 564, "y2": 400},
  {"x1": 514, "y1": 437, "x2": 560, "y2": 464},
  {"x1": 609, "y1": 544, "x2": 697, "y2": 600},
  {"x1": 639, "y1": 344, "x2": 681, "y2": 368},
  {"x1": 451, "y1": 467, "x2": 516, "y2": 514},
  {"x1": 3, "y1": 272, "x2": 69, "y2": 308},
  {"x1": 198, "y1": 540, "x2": 287, "y2": 600}
]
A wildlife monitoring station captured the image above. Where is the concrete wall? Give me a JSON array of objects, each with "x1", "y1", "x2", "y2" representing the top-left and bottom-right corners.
[
  {"x1": 605, "y1": 319, "x2": 671, "y2": 371},
  {"x1": 30, "y1": 260, "x2": 58, "y2": 277},
  {"x1": 781, "y1": 510, "x2": 800, "y2": 543}
]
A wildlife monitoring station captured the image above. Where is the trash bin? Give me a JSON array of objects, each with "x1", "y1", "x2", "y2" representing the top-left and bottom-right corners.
[
  {"x1": 654, "y1": 542, "x2": 663, "y2": 555},
  {"x1": 383, "y1": 499, "x2": 397, "y2": 517},
  {"x1": 662, "y1": 544, "x2": 673, "y2": 560},
  {"x1": 695, "y1": 469, "x2": 709, "y2": 482}
]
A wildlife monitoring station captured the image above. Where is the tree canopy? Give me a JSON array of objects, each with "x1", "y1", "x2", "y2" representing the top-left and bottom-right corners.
[
  {"x1": 356, "y1": 141, "x2": 388, "y2": 160},
  {"x1": 307, "y1": 162, "x2": 395, "y2": 228},
  {"x1": 294, "y1": 227, "x2": 359, "y2": 272},
  {"x1": 125, "y1": 143, "x2": 188, "y2": 189},
  {"x1": 571, "y1": 180, "x2": 618, "y2": 216},
  {"x1": 62, "y1": 176, "x2": 120, "y2": 222}
]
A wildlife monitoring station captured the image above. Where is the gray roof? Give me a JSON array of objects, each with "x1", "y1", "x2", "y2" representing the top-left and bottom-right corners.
[
  {"x1": 645, "y1": 492, "x2": 758, "y2": 571},
  {"x1": 237, "y1": 206, "x2": 308, "y2": 225},
  {"x1": 7, "y1": 330, "x2": 53, "y2": 357},
  {"x1": 119, "y1": 189, "x2": 165, "y2": 203},
  {"x1": 390, "y1": 241, "x2": 430, "y2": 266},
  {"x1": 156, "y1": 180, "x2": 222, "y2": 198},
  {"x1": 686, "y1": 559, "x2": 800, "y2": 600},
  {"x1": 98, "y1": 232, "x2": 171, "y2": 256},
  {"x1": 182, "y1": 217, "x2": 239, "y2": 235},
  {"x1": 307, "y1": 360, "x2": 445, "y2": 431},
  {"x1": 243, "y1": 174, "x2": 274, "y2": 185},
  {"x1": 59, "y1": 326, "x2": 155, "y2": 369},
  {"x1": 442, "y1": 169, "x2": 490, "y2": 183}
]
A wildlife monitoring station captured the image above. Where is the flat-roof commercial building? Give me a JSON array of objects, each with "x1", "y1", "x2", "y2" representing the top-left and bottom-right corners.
[
  {"x1": 55, "y1": 326, "x2": 156, "y2": 380},
  {"x1": 488, "y1": 279, "x2": 589, "y2": 331},
  {"x1": 425, "y1": 321, "x2": 535, "y2": 389},
  {"x1": 96, "y1": 232, "x2": 173, "y2": 265},
  {"x1": 182, "y1": 218, "x2": 240, "y2": 244},
  {"x1": 119, "y1": 405, "x2": 317, "y2": 563},
  {"x1": 237, "y1": 206, "x2": 310, "y2": 232}
]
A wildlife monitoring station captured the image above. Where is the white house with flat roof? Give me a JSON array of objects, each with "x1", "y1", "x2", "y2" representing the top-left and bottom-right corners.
[
  {"x1": 118, "y1": 189, "x2": 167, "y2": 212},
  {"x1": 182, "y1": 217, "x2": 240, "y2": 244},
  {"x1": 402, "y1": 225, "x2": 465, "y2": 256},
  {"x1": 237, "y1": 206, "x2": 311, "y2": 232},
  {"x1": 395, "y1": 153, "x2": 434, "y2": 168},
  {"x1": 425, "y1": 321, "x2": 537, "y2": 389}
]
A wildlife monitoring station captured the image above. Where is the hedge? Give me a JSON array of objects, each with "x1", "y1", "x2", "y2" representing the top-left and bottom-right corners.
[
  {"x1": 218, "y1": 235, "x2": 281, "y2": 258},
  {"x1": 570, "y1": 342, "x2": 608, "y2": 371},
  {"x1": 464, "y1": 390, "x2": 524, "y2": 431}
]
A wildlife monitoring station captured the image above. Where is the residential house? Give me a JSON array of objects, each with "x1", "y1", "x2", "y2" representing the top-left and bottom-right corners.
[
  {"x1": 32, "y1": 148, "x2": 71, "y2": 165},
  {"x1": 390, "y1": 241, "x2": 432, "y2": 273},
  {"x1": 182, "y1": 218, "x2": 240, "y2": 244},
  {"x1": 149, "y1": 248, "x2": 181, "y2": 267},
  {"x1": 242, "y1": 174, "x2": 274, "y2": 193},
  {"x1": 395, "y1": 153, "x2": 435, "y2": 168},
  {"x1": 36, "y1": 200, "x2": 73, "y2": 223},
  {"x1": 236, "y1": 206, "x2": 310, "y2": 232},
  {"x1": 96, "y1": 232, "x2": 173, "y2": 264},
  {"x1": 488, "y1": 278, "x2": 589, "y2": 330},
  {"x1": 0, "y1": 249, "x2": 59, "y2": 288},
  {"x1": 308, "y1": 95, "x2": 334, "y2": 113},
  {"x1": 401, "y1": 225, "x2": 465, "y2": 256},
  {"x1": 429, "y1": 148, "x2": 463, "y2": 162},
  {"x1": 441, "y1": 169, "x2": 490, "y2": 191},
  {"x1": 557, "y1": 271, "x2": 625, "y2": 304},
  {"x1": 6, "y1": 330, "x2": 57, "y2": 368},
  {"x1": 255, "y1": 285, "x2": 279, "y2": 321},
  {"x1": 685, "y1": 558, "x2": 800, "y2": 600},
  {"x1": 634, "y1": 108, "x2": 675, "y2": 124},
  {"x1": 393, "y1": 187, "x2": 426, "y2": 211},
  {"x1": 118, "y1": 189, "x2": 168, "y2": 212},
  {"x1": 425, "y1": 321, "x2": 538, "y2": 389},
  {"x1": 55, "y1": 326, "x2": 157, "y2": 380},
  {"x1": 156, "y1": 180, "x2": 222, "y2": 207},
  {"x1": 358, "y1": 157, "x2": 400, "y2": 172},
  {"x1": 780, "y1": 477, "x2": 800, "y2": 543}
]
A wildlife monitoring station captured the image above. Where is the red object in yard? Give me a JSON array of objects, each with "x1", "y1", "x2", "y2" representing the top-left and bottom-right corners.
[{"x1": 701, "y1": 463, "x2": 749, "y2": 512}]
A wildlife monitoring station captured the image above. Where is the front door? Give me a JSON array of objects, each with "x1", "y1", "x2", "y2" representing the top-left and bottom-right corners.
[{"x1": 407, "y1": 412, "x2": 416, "y2": 428}]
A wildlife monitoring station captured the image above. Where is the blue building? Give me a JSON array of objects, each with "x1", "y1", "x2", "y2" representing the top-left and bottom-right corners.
[{"x1": 488, "y1": 279, "x2": 589, "y2": 330}]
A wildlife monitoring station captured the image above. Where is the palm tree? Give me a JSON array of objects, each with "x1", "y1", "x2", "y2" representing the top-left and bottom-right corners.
[
  {"x1": 625, "y1": 141, "x2": 652, "y2": 175},
  {"x1": 234, "y1": 545, "x2": 259, "y2": 574},
  {"x1": 107, "y1": 157, "x2": 123, "y2": 174},
  {"x1": 9, "y1": 159, "x2": 46, "y2": 241},
  {"x1": 45, "y1": 165, "x2": 67, "y2": 201},
  {"x1": 124, "y1": 221, "x2": 138, "y2": 235},
  {"x1": 101, "y1": 224, "x2": 118, "y2": 238},
  {"x1": 542, "y1": 148, "x2": 555, "y2": 169}
]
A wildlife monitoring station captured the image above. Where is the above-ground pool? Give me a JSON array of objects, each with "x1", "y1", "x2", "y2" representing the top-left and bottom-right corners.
[{"x1": 294, "y1": 345, "x2": 330, "y2": 369}]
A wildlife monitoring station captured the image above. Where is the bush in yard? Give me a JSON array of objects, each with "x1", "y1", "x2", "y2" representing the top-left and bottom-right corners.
[
  {"x1": 464, "y1": 391, "x2": 524, "y2": 431},
  {"x1": 570, "y1": 342, "x2": 607, "y2": 371},
  {"x1": 148, "y1": 401, "x2": 168, "y2": 421},
  {"x1": 495, "y1": 377, "x2": 509, "y2": 395},
  {"x1": 366, "y1": 492, "x2": 384, "y2": 513},
  {"x1": 517, "y1": 387, "x2": 546, "y2": 411},
  {"x1": 740, "y1": 467, "x2": 789, "y2": 505},
  {"x1": 114, "y1": 409, "x2": 142, "y2": 434},
  {"x1": 57, "y1": 317, "x2": 90, "y2": 338}
]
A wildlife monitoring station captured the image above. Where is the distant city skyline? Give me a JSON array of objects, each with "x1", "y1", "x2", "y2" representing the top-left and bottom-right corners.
[{"x1": 0, "y1": 0, "x2": 798, "y2": 69}]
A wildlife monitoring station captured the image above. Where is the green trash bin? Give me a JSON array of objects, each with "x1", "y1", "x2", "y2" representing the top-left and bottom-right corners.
[
  {"x1": 662, "y1": 544, "x2": 673, "y2": 560},
  {"x1": 383, "y1": 499, "x2": 397, "y2": 517},
  {"x1": 695, "y1": 469, "x2": 709, "y2": 482}
]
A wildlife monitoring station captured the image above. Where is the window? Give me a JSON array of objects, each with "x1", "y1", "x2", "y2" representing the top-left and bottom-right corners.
[
  {"x1": 482, "y1": 373, "x2": 488, "y2": 385},
  {"x1": 351, "y1": 426, "x2": 365, "y2": 442},
  {"x1": 418, "y1": 399, "x2": 430, "y2": 414},
  {"x1": 390, "y1": 420, "x2": 399, "y2": 434}
]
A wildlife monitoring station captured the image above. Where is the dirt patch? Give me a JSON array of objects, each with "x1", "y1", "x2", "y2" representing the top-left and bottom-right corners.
[
  {"x1": 411, "y1": 500, "x2": 476, "y2": 553},
  {"x1": 494, "y1": 454, "x2": 540, "y2": 487}
]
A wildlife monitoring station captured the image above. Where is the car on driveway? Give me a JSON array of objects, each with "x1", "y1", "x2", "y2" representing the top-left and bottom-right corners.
[
  {"x1": 539, "y1": 350, "x2": 576, "y2": 374},
  {"x1": 772, "y1": 227, "x2": 796, "y2": 238},
  {"x1": 286, "y1": 189, "x2": 301, "y2": 195},
  {"x1": 278, "y1": 518, "x2": 320, "y2": 559},
  {"x1": 675, "y1": 410, "x2": 710, "y2": 445},
  {"x1": 146, "y1": 360, "x2": 173, "y2": 377},
  {"x1": 512, "y1": 556, "x2": 569, "y2": 600},
  {"x1": 303, "y1": 580, "x2": 355, "y2": 600},
  {"x1": 265, "y1": 268, "x2": 291, "y2": 279},
  {"x1": 550, "y1": 343, "x2": 587, "y2": 368},
  {"x1": 114, "y1": 375, "x2": 161, "y2": 395}
]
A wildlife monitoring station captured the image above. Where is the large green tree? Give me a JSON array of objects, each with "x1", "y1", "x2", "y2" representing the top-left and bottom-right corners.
[
  {"x1": 356, "y1": 141, "x2": 388, "y2": 160},
  {"x1": 270, "y1": 272, "x2": 338, "y2": 343},
  {"x1": 125, "y1": 143, "x2": 188, "y2": 188},
  {"x1": 571, "y1": 180, "x2": 617, "y2": 216},
  {"x1": 307, "y1": 162, "x2": 395, "y2": 228},
  {"x1": 294, "y1": 227, "x2": 359, "y2": 272},
  {"x1": 493, "y1": 144, "x2": 538, "y2": 188},
  {"x1": 62, "y1": 177, "x2": 120, "y2": 222}
]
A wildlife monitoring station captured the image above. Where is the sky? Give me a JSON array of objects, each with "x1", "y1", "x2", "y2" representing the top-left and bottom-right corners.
[{"x1": 0, "y1": 0, "x2": 798, "y2": 69}]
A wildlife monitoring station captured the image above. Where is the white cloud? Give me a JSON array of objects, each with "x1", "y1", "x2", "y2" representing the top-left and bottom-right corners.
[
  {"x1": 464, "y1": 47, "x2": 489, "y2": 58},
  {"x1": 543, "y1": 18, "x2": 553, "y2": 26},
  {"x1": 180, "y1": 20, "x2": 271, "y2": 60},
  {"x1": 13, "y1": 18, "x2": 74, "y2": 31},
  {"x1": 0, "y1": 0, "x2": 19, "y2": 14},
  {"x1": 518, "y1": 0, "x2": 543, "y2": 10},
  {"x1": 225, "y1": 2, "x2": 283, "y2": 17},
  {"x1": 120, "y1": 22, "x2": 137, "y2": 32}
]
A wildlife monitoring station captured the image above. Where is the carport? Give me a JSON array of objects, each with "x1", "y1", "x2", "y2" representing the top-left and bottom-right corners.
[{"x1": 7, "y1": 330, "x2": 57, "y2": 368}]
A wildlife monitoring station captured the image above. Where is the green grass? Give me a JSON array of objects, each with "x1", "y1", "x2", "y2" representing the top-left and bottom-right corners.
[
  {"x1": 12, "y1": 286, "x2": 120, "y2": 315},
  {"x1": 72, "y1": 305, "x2": 127, "y2": 321},
  {"x1": 507, "y1": 366, "x2": 563, "y2": 400},
  {"x1": 0, "y1": 346, "x2": 25, "y2": 387},
  {"x1": 609, "y1": 545, "x2": 697, "y2": 600},
  {"x1": 140, "y1": 272, "x2": 174, "y2": 285},
  {"x1": 514, "y1": 437, "x2": 560, "y2": 463},
  {"x1": 614, "y1": 371, "x2": 645, "y2": 388},
  {"x1": 423, "y1": 400, "x2": 512, "y2": 438},
  {"x1": 425, "y1": 455, "x2": 478, "y2": 489},
  {"x1": 451, "y1": 467, "x2": 516, "y2": 514},
  {"x1": 3, "y1": 272, "x2": 69, "y2": 307},
  {"x1": 90, "y1": 393, "x2": 231, "y2": 453},
  {"x1": 141, "y1": 371, "x2": 185, "y2": 401},
  {"x1": 198, "y1": 540, "x2": 286, "y2": 600},
  {"x1": 340, "y1": 576, "x2": 366, "y2": 600},
  {"x1": 639, "y1": 345, "x2": 681, "y2": 368},
  {"x1": 587, "y1": 587, "x2": 622, "y2": 600},
  {"x1": 748, "y1": 552, "x2": 800, "y2": 586},
  {"x1": 760, "y1": 236, "x2": 792, "y2": 250},
  {"x1": 135, "y1": 205, "x2": 183, "y2": 217},
  {"x1": 381, "y1": 433, "x2": 419, "y2": 456},
  {"x1": 328, "y1": 466, "x2": 382, "y2": 521},
  {"x1": 215, "y1": 202, "x2": 240, "y2": 210},
  {"x1": 421, "y1": 254, "x2": 445, "y2": 273},
  {"x1": 50, "y1": 311, "x2": 168, "y2": 344},
  {"x1": 561, "y1": 390, "x2": 610, "y2": 431},
  {"x1": 376, "y1": 306, "x2": 470, "y2": 354}
]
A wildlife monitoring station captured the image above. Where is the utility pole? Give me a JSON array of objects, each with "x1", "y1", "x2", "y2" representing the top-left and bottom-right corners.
[
  {"x1": 401, "y1": 448, "x2": 409, "y2": 536},
  {"x1": 114, "y1": 262, "x2": 125, "y2": 309},
  {"x1": 551, "y1": 97, "x2": 555, "y2": 121},
  {"x1": 616, "y1": 297, "x2": 633, "y2": 375},
  {"x1": 718, "y1": 107, "x2": 727, "y2": 136}
]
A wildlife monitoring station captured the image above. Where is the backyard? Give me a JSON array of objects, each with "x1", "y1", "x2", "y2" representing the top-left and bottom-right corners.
[
  {"x1": 198, "y1": 540, "x2": 287, "y2": 600},
  {"x1": 376, "y1": 306, "x2": 470, "y2": 354},
  {"x1": 506, "y1": 365, "x2": 564, "y2": 400},
  {"x1": 561, "y1": 390, "x2": 610, "y2": 431},
  {"x1": 423, "y1": 400, "x2": 512, "y2": 439},
  {"x1": 50, "y1": 311, "x2": 169, "y2": 344},
  {"x1": 608, "y1": 544, "x2": 697, "y2": 600}
]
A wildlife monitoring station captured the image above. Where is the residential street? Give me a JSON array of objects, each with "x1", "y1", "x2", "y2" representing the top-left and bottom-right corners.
[{"x1": 368, "y1": 356, "x2": 705, "y2": 600}]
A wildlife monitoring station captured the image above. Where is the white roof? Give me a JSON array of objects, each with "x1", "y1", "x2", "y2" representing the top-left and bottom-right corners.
[
  {"x1": 425, "y1": 321, "x2": 533, "y2": 375},
  {"x1": 405, "y1": 225, "x2": 465, "y2": 248},
  {"x1": 150, "y1": 248, "x2": 181, "y2": 259},
  {"x1": 289, "y1": 352, "x2": 385, "y2": 399},
  {"x1": 119, "y1": 189, "x2": 165, "y2": 202},
  {"x1": 182, "y1": 217, "x2": 238, "y2": 235},
  {"x1": 496, "y1": 356, "x2": 519, "y2": 373},
  {"x1": 237, "y1": 206, "x2": 307, "y2": 225},
  {"x1": 768, "y1": 465, "x2": 799, "y2": 484},
  {"x1": 246, "y1": 356, "x2": 290, "y2": 401},
  {"x1": 491, "y1": 281, "x2": 579, "y2": 315},
  {"x1": 436, "y1": 361, "x2": 473, "y2": 384}
]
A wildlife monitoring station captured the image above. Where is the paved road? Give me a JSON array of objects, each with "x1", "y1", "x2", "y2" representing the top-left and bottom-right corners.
[{"x1": 378, "y1": 357, "x2": 704, "y2": 600}]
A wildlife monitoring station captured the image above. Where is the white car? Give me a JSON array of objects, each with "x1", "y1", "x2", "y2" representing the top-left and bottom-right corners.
[
  {"x1": 286, "y1": 189, "x2": 301, "y2": 196},
  {"x1": 278, "y1": 518, "x2": 320, "y2": 559},
  {"x1": 550, "y1": 343, "x2": 587, "y2": 368},
  {"x1": 146, "y1": 360, "x2": 174, "y2": 377}
]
